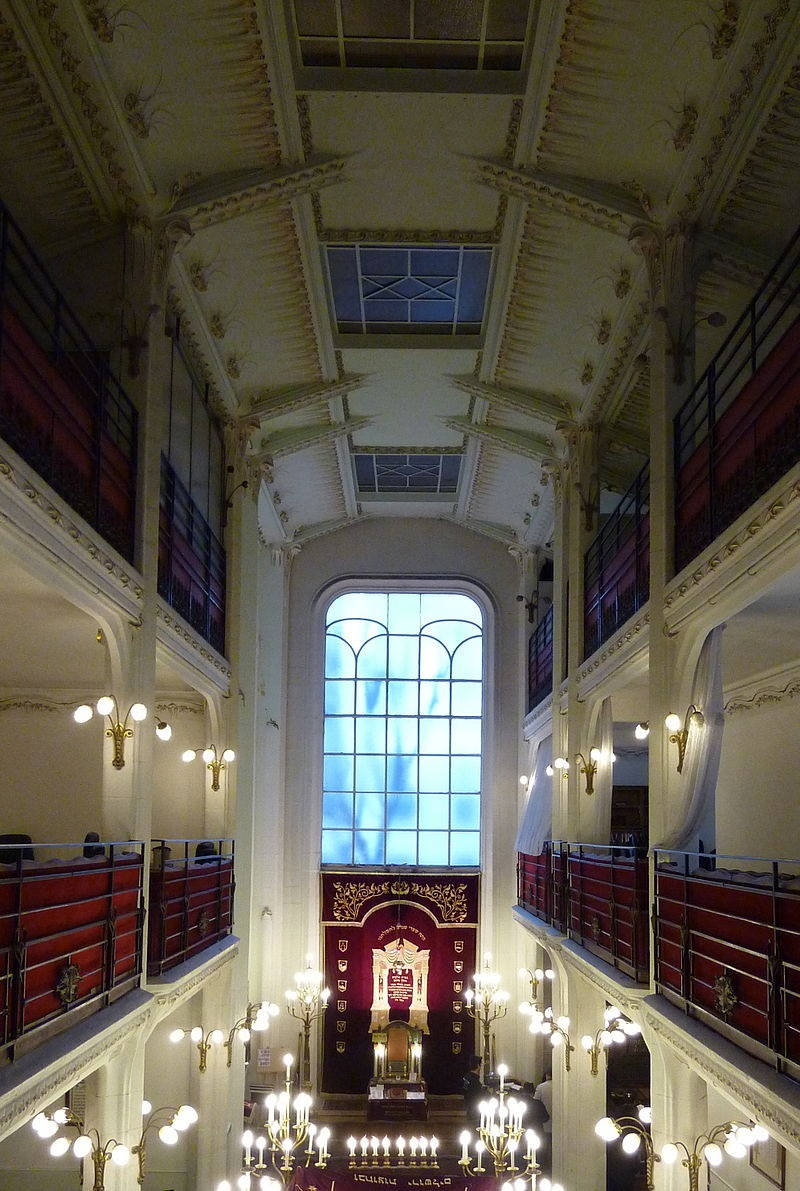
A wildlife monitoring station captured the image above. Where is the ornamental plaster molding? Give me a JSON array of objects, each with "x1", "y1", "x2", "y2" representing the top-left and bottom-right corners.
[
  {"x1": 0, "y1": 452, "x2": 143, "y2": 611},
  {"x1": 578, "y1": 608, "x2": 651, "y2": 684},
  {"x1": 639, "y1": 1007, "x2": 800, "y2": 1148},
  {"x1": 724, "y1": 665, "x2": 800, "y2": 715},
  {"x1": 155, "y1": 604, "x2": 232, "y2": 688},
  {"x1": 474, "y1": 161, "x2": 633, "y2": 237},
  {"x1": 680, "y1": 0, "x2": 792, "y2": 217},
  {"x1": 183, "y1": 158, "x2": 348, "y2": 230},
  {"x1": 33, "y1": 0, "x2": 138, "y2": 215},
  {"x1": 0, "y1": 1004, "x2": 150, "y2": 1141},
  {"x1": 664, "y1": 478, "x2": 800, "y2": 625},
  {"x1": 148, "y1": 942, "x2": 239, "y2": 1015}
]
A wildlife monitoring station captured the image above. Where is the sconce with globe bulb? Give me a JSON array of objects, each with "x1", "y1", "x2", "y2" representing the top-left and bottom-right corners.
[
  {"x1": 664, "y1": 705, "x2": 704, "y2": 773},
  {"x1": 182, "y1": 744, "x2": 236, "y2": 790},
  {"x1": 581, "y1": 1007, "x2": 640, "y2": 1076},
  {"x1": 73, "y1": 695, "x2": 172, "y2": 768},
  {"x1": 596, "y1": 1106, "x2": 769, "y2": 1191},
  {"x1": 32, "y1": 1100, "x2": 197, "y2": 1187}
]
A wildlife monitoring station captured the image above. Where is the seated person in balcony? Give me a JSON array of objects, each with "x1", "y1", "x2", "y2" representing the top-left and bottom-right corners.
[
  {"x1": 195, "y1": 840, "x2": 218, "y2": 863},
  {"x1": 462, "y1": 1055, "x2": 486, "y2": 1125},
  {"x1": 82, "y1": 831, "x2": 105, "y2": 858}
]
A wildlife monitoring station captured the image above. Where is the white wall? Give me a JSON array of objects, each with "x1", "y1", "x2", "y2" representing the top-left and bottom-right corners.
[{"x1": 716, "y1": 699, "x2": 800, "y2": 860}]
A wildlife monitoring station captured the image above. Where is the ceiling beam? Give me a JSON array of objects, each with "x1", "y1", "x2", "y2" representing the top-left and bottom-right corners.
[
  {"x1": 450, "y1": 374, "x2": 569, "y2": 425},
  {"x1": 247, "y1": 374, "x2": 369, "y2": 421},
  {"x1": 252, "y1": 416, "x2": 373, "y2": 462},
  {"x1": 172, "y1": 157, "x2": 350, "y2": 229},
  {"x1": 444, "y1": 416, "x2": 554, "y2": 461},
  {"x1": 472, "y1": 160, "x2": 643, "y2": 233}
]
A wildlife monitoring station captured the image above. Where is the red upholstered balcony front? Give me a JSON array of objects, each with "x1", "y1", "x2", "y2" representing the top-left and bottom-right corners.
[{"x1": 147, "y1": 839, "x2": 235, "y2": 978}]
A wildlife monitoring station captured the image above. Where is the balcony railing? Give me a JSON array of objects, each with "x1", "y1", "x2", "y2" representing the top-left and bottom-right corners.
[
  {"x1": 584, "y1": 460, "x2": 650, "y2": 659},
  {"x1": 158, "y1": 456, "x2": 226, "y2": 655},
  {"x1": 674, "y1": 224, "x2": 800, "y2": 573},
  {"x1": 654, "y1": 849, "x2": 800, "y2": 1075},
  {"x1": 518, "y1": 841, "x2": 649, "y2": 983},
  {"x1": 527, "y1": 604, "x2": 554, "y2": 713},
  {"x1": 0, "y1": 840, "x2": 144, "y2": 1057},
  {"x1": 0, "y1": 203, "x2": 138, "y2": 562},
  {"x1": 147, "y1": 837, "x2": 235, "y2": 977}
]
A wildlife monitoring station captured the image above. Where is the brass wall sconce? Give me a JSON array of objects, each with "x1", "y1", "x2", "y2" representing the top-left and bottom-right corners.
[
  {"x1": 634, "y1": 722, "x2": 650, "y2": 740},
  {"x1": 545, "y1": 756, "x2": 569, "y2": 778},
  {"x1": 664, "y1": 705, "x2": 704, "y2": 774},
  {"x1": 575, "y1": 747, "x2": 615, "y2": 795},
  {"x1": 32, "y1": 1101, "x2": 197, "y2": 1187},
  {"x1": 518, "y1": 965, "x2": 554, "y2": 1010},
  {"x1": 581, "y1": 1008, "x2": 640, "y2": 1076},
  {"x1": 596, "y1": 1106, "x2": 770, "y2": 1191},
  {"x1": 171, "y1": 1002, "x2": 277, "y2": 1072},
  {"x1": 74, "y1": 695, "x2": 171, "y2": 768},
  {"x1": 525, "y1": 1006, "x2": 574, "y2": 1072},
  {"x1": 654, "y1": 306, "x2": 727, "y2": 384},
  {"x1": 181, "y1": 744, "x2": 236, "y2": 790}
]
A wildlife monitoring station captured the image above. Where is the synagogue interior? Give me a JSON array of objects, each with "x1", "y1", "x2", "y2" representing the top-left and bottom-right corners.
[{"x1": 0, "y1": 1, "x2": 800, "y2": 1189}]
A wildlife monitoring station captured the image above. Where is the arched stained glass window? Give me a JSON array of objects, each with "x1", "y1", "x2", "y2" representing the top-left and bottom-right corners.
[{"x1": 322, "y1": 591, "x2": 483, "y2": 866}]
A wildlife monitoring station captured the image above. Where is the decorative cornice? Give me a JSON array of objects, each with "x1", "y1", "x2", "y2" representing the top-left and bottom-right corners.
[
  {"x1": 664, "y1": 481, "x2": 800, "y2": 619},
  {"x1": 724, "y1": 669, "x2": 800, "y2": 715},
  {"x1": 252, "y1": 417, "x2": 373, "y2": 462},
  {"x1": 443, "y1": 416, "x2": 554, "y2": 462},
  {"x1": 156, "y1": 604, "x2": 232, "y2": 683},
  {"x1": 473, "y1": 161, "x2": 638, "y2": 235},
  {"x1": 578, "y1": 608, "x2": 651, "y2": 681},
  {"x1": 0, "y1": 452, "x2": 144, "y2": 604},
  {"x1": 33, "y1": 0, "x2": 138, "y2": 215},
  {"x1": 174, "y1": 159, "x2": 348, "y2": 230},
  {"x1": 247, "y1": 375, "x2": 368, "y2": 421},
  {"x1": 679, "y1": 0, "x2": 792, "y2": 217}
]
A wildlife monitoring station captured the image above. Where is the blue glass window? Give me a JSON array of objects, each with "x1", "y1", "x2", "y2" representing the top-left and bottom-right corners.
[
  {"x1": 322, "y1": 591, "x2": 482, "y2": 866},
  {"x1": 327, "y1": 245, "x2": 492, "y2": 335}
]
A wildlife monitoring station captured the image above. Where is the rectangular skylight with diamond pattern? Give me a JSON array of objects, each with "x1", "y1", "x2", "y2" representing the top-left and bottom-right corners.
[
  {"x1": 326, "y1": 245, "x2": 492, "y2": 335},
  {"x1": 353, "y1": 453, "x2": 462, "y2": 495}
]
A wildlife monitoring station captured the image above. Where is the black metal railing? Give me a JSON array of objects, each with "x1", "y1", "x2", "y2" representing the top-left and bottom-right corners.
[
  {"x1": 158, "y1": 455, "x2": 226, "y2": 655},
  {"x1": 0, "y1": 202, "x2": 138, "y2": 562},
  {"x1": 674, "y1": 224, "x2": 800, "y2": 572},
  {"x1": 527, "y1": 604, "x2": 554, "y2": 713},
  {"x1": 583, "y1": 460, "x2": 650, "y2": 658}
]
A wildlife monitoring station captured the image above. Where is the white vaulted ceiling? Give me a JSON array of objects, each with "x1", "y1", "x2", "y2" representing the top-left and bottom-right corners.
[{"x1": 1, "y1": 0, "x2": 799, "y2": 556}]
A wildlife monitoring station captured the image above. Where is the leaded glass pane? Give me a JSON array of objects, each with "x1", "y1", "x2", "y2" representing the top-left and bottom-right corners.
[
  {"x1": 387, "y1": 792, "x2": 417, "y2": 828},
  {"x1": 451, "y1": 718, "x2": 481, "y2": 752},
  {"x1": 419, "y1": 792, "x2": 450, "y2": 829},
  {"x1": 420, "y1": 680, "x2": 449, "y2": 714},
  {"x1": 387, "y1": 716, "x2": 418, "y2": 753},
  {"x1": 388, "y1": 634, "x2": 418, "y2": 678},
  {"x1": 358, "y1": 635, "x2": 389, "y2": 679},
  {"x1": 322, "y1": 830, "x2": 353, "y2": 864},
  {"x1": 355, "y1": 830, "x2": 384, "y2": 865},
  {"x1": 452, "y1": 682, "x2": 482, "y2": 716},
  {"x1": 324, "y1": 755, "x2": 353, "y2": 789},
  {"x1": 419, "y1": 831, "x2": 449, "y2": 865},
  {"x1": 450, "y1": 832, "x2": 480, "y2": 866},
  {"x1": 355, "y1": 754, "x2": 385, "y2": 791},
  {"x1": 419, "y1": 635, "x2": 449, "y2": 679},
  {"x1": 325, "y1": 635, "x2": 355, "y2": 678},
  {"x1": 387, "y1": 754, "x2": 416, "y2": 791},
  {"x1": 325, "y1": 679, "x2": 354, "y2": 713},
  {"x1": 324, "y1": 717, "x2": 354, "y2": 753},
  {"x1": 387, "y1": 680, "x2": 418, "y2": 714},
  {"x1": 356, "y1": 717, "x2": 386, "y2": 753},
  {"x1": 386, "y1": 831, "x2": 417, "y2": 865},
  {"x1": 452, "y1": 793, "x2": 480, "y2": 829},
  {"x1": 355, "y1": 792, "x2": 385, "y2": 829},
  {"x1": 419, "y1": 718, "x2": 449, "y2": 754},
  {"x1": 452, "y1": 634, "x2": 483, "y2": 678},
  {"x1": 419, "y1": 755, "x2": 450, "y2": 791},
  {"x1": 356, "y1": 679, "x2": 386, "y2": 714},
  {"x1": 323, "y1": 791, "x2": 354, "y2": 828},
  {"x1": 452, "y1": 756, "x2": 481, "y2": 792}
]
